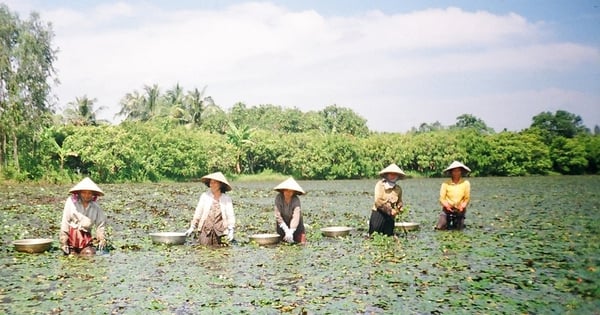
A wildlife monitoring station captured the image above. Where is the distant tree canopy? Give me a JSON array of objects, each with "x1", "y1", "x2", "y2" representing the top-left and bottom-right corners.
[
  {"x1": 530, "y1": 110, "x2": 589, "y2": 141},
  {"x1": 410, "y1": 114, "x2": 494, "y2": 135},
  {"x1": 452, "y1": 114, "x2": 495, "y2": 135},
  {"x1": 114, "y1": 84, "x2": 370, "y2": 137},
  {"x1": 527, "y1": 110, "x2": 592, "y2": 174}
]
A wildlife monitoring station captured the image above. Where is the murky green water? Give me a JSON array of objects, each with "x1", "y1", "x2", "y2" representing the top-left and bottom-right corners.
[{"x1": 1, "y1": 177, "x2": 599, "y2": 314}]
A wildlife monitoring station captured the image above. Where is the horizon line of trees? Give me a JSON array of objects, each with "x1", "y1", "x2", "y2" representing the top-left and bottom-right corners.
[{"x1": 2, "y1": 107, "x2": 597, "y2": 183}]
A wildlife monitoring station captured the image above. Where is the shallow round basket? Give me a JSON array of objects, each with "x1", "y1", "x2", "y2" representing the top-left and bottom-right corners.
[
  {"x1": 149, "y1": 232, "x2": 187, "y2": 245},
  {"x1": 249, "y1": 233, "x2": 280, "y2": 245},
  {"x1": 13, "y1": 238, "x2": 53, "y2": 253},
  {"x1": 321, "y1": 226, "x2": 353, "y2": 237},
  {"x1": 395, "y1": 222, "x2": 420, "y2": 231}
]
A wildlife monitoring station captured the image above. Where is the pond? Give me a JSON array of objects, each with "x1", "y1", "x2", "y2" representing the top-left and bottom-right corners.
[{"x1": 1, "y1": 176, "x2": 599, "y2": 314}]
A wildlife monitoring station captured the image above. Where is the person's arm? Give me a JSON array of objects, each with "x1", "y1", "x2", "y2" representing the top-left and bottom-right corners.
[
  {"x1": 190, "y1": 194, "x2": 207, "y2": 229},
  {"x1": 274, "y1": 194, "x2": 286, "y2": 226},
  {"x1": 439, "y1": 182, "x2": 453, "y2": 211},
  {"x1": 289, "y1": 197, "x2": 301, "y2": 229},
  {"x1": 390, "y1": 187, "x2": 403, "y2": 216},
  {"x1": 373, "y1": 181, "x2": 388, "y2": 208},
  {"x1": 93, "y1": 204, "x2": 107, "y2": 244},
  {"x1": 224, "y1": 195, "x2": 235, "y2": 230},
  {"x1": 458, "y1": 181, "x2": 471, "y2": 211},
  {"x1": 221, "y1": 195, "x2": 235, "y2": 241},
  {"x1": 59, "y1": 198, "x2": 72, "y2": 246}
]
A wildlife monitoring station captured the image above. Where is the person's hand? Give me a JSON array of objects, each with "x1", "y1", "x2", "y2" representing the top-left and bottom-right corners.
[
  {"x1": 61, "y1": 244, "x2": 70, "y2": 255},
  {"x1": 444, "y1": 204, "x2": 454, "y2": 212},
  {"x1": 68, "y1": 222, "x2": 81, "y2": 231},
  {"x1": 279, "y1": 222, "x2": 289, "y2": 232},
  {"x1": 98, "y1": 239, "x2": 106, "y2": 250},
  {"x1": 381, "y1": 203, "x2": 393, "y2": 215},
  {"x1": 226, "y1": 227, "x2": 234, "y2": 241},
  {"x1": 185, "y1": 227, "x2": 194, "y2": 236},
  {"x1": 284, "y1": 229, "x2": 295, "y2": 243}
]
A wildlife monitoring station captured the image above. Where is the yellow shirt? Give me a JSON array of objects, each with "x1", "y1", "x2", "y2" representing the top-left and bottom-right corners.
[{"x1": 439, "y1": 179, "x2": 470, "y2": 208}]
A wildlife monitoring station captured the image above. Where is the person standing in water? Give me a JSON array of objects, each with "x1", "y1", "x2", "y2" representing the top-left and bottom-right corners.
[
  {"x1": 274, "y1": 177, "x2": 306, "y2": 244},
  {"x1": 59, "y1": 177, "x2": 107, "y2": 255},
  {"x1": 369, "y1": 163, "x2": 405, "y2": 236},
  {"x1": 436, "y1": 161, "x2": 471, "y2": 230},
  {"x1": 186, "y1": 172, "x2": 236, "y2": 245}
]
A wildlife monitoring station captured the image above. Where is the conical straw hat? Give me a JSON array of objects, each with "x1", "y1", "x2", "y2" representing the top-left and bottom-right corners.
[
  {"x1": 200, "y1": 172, "x2": 232, "y2": 191},
  {"x1": 443, "y1": 161, "x2": 471, "y2": 174},
  {"x1": 274, "y1": 177, "x2": 305, "y2": 195},
  {"x1": 378, "y1": 163, "x2": 406, "y2": 178},
  {"x1": 69, "y1": 177, "x2": 104, "y2": 196}
]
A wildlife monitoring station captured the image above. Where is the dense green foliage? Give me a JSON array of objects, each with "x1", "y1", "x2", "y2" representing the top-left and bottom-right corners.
[
  {"x1": 1, "y1": 4, "x2": 598, "y2": 183},
  {"x1": 3, "y1": 112, "x2": 597, "y2": 183}
]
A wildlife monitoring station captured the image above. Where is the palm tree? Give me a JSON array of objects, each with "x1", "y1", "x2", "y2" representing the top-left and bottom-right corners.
[
  {"x1": 117, "y1": 90, "x2": 146, "y2": 121},
  {"x1": 117, "y1": 84, "x2": 163, "y2": 121},
  {"x1": 144, "y1": 84, "x2": 162, "y2": 118},
  {"x1": 169, "y1": 85, "x2": 203, "y2": 127},
  {"x1": 166, "y1": 83, "x2": 187, "y2": 125},
  {"x1": 63, "y1": 95, "x2": 106, "y2": 126},
  {"x1": 169, "y1": 86, "x2": 215, "y2": 129},
  {"x1": 165, "y1": 83, "x2": 184, "y2": 108},
  {"x1": 186, "y1": 87, "x2": 208, "y2": 127}
]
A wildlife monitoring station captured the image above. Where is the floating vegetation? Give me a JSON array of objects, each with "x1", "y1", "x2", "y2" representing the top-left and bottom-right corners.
[{"x1": 0, "y1": 177, "x2": 599, "y2": 313}]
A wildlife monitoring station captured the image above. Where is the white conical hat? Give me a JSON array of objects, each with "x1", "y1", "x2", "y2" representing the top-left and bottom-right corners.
[
  {"x1": 200, "y1": 172, "x2": 232, "y2": 191},
  {"x1": 69, "y1": 177, "x2": 104, "y2": 196},
  {"x1": 378, "y1": 163, "x2": 406, "y2": 178},
  {"x1": 274, "y1": 177, "x2": 305, "y2": 195},
  {"x1": 443, "y1": 161, "x2": 471, "y2": 173}
]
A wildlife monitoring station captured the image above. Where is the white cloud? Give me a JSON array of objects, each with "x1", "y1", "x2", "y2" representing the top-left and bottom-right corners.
[{"x1": 8, "y1": 1, "x2": 599, "y2": 131}]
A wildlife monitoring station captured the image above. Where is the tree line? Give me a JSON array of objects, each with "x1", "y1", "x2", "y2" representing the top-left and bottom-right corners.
[
  {"x1": 7, "y1": 107, "x2": 598, "y2": 183},
  {"x1": 1, "y1": 4, "x2": 598, "y2": 183}
]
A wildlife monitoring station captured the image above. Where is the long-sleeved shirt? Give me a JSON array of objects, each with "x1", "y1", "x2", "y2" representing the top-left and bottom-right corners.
[
  {"x1": 191, "y1": 191, "x2": 235, "y2": 231},
  {"x1": 59, "y1": 196, "x2": 106, "y2": 245},
  {"x1": 439, "y1": 178, "x2": 471, "y2": 208},
  {"x1": 274, "y1": 193, "x2": 304, "y2": 234},
  {"x1": 371, "y1": 179, "x2": 403, "y2": 211}
]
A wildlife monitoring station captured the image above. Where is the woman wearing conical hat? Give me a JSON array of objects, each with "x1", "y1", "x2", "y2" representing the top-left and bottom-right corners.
[
  {"x1": 274, "y1": 177, "x2": 306, "y2": 244},
  {"x1": 436, "y1": 161, "x2": 471, "y2": 230},
  {"x1": 59, "y1": 177, "x2": 107, "y2": 255},
  {"x1": 186, "y1": 172, "x2": 236, "y2": 246},
  {"x1": 369, "y1": 163, "x2": 405, "y2": 236}
]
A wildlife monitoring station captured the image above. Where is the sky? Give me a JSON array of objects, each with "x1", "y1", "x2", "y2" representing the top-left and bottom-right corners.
[{"x1": 4, "y1": 0, "x2": 600, "y2": 132}]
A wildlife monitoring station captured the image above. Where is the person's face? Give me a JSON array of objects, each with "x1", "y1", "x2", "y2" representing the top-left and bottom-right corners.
[
  {"x1": 283, "y1": 189, "x2": 295, "y2": 200},
  {"x1": 385, "y1": 173, "x2": 399, "y2": 182},
  {"x1": 209, "y1": 179, "x2": 222, "y2": 192},
  {"x1": 451, "y1": 168, "x2": 462, "y2": 177},
  {"x1": 79, "y1": 190, "x2": 94, "y2": 203}
]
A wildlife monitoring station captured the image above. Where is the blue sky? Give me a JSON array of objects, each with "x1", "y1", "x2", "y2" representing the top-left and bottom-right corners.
[{"x1": 4, "y1": 0, "x2": 600, "y2": 132}]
